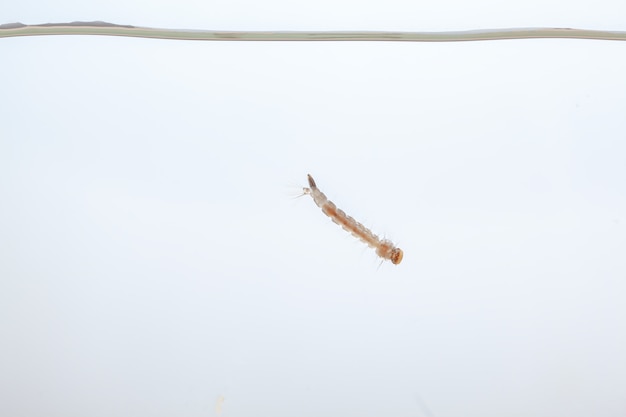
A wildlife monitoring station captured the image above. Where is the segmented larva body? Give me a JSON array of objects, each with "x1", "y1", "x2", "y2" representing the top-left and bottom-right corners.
[{"x1": 303, "y1": 174, "x2": 403, "y2": 265}]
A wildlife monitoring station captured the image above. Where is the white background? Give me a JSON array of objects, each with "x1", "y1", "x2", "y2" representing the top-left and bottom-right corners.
[{"x1": 1, "y1": 1, "x2": 626, "y2": 416}]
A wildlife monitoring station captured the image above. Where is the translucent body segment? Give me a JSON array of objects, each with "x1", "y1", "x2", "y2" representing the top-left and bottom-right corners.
[{"x1": 303, "y1": 174, "x2": 403, "y2": 265}]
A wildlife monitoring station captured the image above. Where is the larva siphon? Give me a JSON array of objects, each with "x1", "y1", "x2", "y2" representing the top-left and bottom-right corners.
[{"x1": 303, "y1": 174, "x2": 403, "y2": 265}]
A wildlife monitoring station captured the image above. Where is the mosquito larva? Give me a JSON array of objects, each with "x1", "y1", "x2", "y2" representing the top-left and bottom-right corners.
[{"x1": 303, "y1": 174, "x2": 403, "y2": 265}]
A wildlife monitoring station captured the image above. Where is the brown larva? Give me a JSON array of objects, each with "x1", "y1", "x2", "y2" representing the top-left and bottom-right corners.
[{"x1": 303, "y1": 174, "x2": 403, "y2": 265}]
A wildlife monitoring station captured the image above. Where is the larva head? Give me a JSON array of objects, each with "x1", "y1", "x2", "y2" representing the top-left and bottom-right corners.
[{"x1": 390, "y1": 247, "x2": 403, "y2": 265}]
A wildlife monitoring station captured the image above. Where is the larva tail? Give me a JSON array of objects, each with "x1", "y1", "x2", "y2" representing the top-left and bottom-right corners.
[{"x1": 307, "y1": 174, "x2": 317, "y2": 189}]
